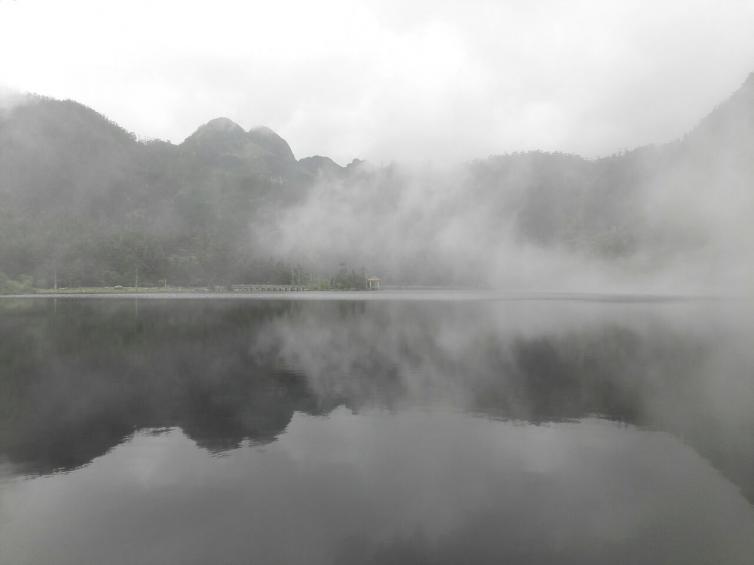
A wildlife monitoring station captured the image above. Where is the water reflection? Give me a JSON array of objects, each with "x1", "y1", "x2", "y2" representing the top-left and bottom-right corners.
[{"x1": 0, "y1": 296, "x2": 753, "y2": 564}]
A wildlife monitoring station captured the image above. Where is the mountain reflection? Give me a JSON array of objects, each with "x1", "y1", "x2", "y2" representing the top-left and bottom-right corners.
[{"x1": 0, "y1": 296, "x2": 752, "y2": 502}]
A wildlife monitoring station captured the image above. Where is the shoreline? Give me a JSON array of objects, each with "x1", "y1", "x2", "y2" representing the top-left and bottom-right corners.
[{"x1": 0, "y1": 289, "x2": 740, "y2": 303}]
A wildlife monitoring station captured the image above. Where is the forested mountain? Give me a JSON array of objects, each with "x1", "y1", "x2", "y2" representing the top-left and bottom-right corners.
[
  {"x1": 1, "y1": 73, "x2": 753, "y2": 290},
  {"x1": 0, "y1": 97, "x2": 353, "y2": 287}
]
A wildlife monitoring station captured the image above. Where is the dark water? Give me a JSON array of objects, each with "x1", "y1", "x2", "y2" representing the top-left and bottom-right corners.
[{"x1": 1, "y1": 295, "x2": 753, "y2": 565}]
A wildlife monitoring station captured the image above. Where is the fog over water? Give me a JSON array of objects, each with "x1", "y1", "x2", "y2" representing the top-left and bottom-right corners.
[{"x1": 2, "y1": 2, "x2": 754, "y2": 563}]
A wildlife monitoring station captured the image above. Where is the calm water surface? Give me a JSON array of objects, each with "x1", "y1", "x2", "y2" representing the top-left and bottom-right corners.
[{"x1": 1, "y1": 294, "x2": 753, "y2": 564}]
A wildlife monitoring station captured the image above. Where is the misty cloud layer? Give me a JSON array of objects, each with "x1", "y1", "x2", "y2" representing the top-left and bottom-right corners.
[
  {"x1": 2, "y1": 0, "x2": 754, "y2": 163},
  {"x1": 255, "y1": 75, "x2": 754, "y2": 293}
]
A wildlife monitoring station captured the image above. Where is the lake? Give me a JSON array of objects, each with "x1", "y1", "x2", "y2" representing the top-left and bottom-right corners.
[{"x1": 1, "y1": 294, "x2": 753, "y2": 564}]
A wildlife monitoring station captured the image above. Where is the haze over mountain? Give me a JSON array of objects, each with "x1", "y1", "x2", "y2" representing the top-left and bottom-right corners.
[{"x1": 1, "y1": 72, "x2": 753, "y2": 292}]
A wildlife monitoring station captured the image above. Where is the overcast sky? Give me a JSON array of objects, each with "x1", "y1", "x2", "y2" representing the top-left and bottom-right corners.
[{"x1": 2, "y1": 0, "x2": 754, "y2": 163}]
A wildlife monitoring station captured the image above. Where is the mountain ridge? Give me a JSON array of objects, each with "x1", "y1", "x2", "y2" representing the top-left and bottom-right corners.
[
  {"x1": 1, "y1": 72, "x2": 753, "y2": 289},
  {"x1": 5, "y1": 69, "x2": 754, "y2": 166}
]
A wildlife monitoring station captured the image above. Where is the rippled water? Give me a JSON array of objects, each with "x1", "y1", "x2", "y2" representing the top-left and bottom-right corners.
[{"x1": 1, "y1": 295, "x2": 753, "y2": 564}]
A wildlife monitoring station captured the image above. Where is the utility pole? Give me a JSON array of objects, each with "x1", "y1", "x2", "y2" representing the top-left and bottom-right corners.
[
  {"x1": 135, "y1": 266, "x2": 139, "y2": 289},
  {"x1": 53, "y1": 267, "x2": 57, "y2": 291}
]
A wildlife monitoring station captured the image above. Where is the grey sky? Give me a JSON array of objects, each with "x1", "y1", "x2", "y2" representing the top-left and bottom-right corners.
[{"x1": 2, "y1": 0, "x2": 754, "y2": 163}]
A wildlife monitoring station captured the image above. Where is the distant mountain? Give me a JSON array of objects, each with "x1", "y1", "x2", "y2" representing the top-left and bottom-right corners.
[
  {"x1": 180, "y1": 119, "x2": 298, "y2": 176},
  {"x1": 464, "y1": 73, "x2": 754, "y2": 263},
  {"x1": 298, "y1": 155, "x2": 346, "y2": 178},
  {"x1": 690, "y1": 72, "x2": 754, "y2": 149},
  {"x1": 1, "y1": 73, "x2": 753, "y2": 290}
]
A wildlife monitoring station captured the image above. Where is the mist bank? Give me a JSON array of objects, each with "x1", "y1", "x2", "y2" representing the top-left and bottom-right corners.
[{"x1": 1, "y1": 73, "x2": 753, "y2": 292}]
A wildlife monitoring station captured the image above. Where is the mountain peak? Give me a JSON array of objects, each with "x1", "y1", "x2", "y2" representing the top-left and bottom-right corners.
[
  {"x1": 197, "y1": 117, "x2": 244, "y2": 134},
  {"x1": 181, "y1": 117, "x2": 247, "y2": 150},
  {"x1": 0, "y1": 95, "x2": 136, "y2": 147},
  {"x1": 248, "y1": 125, "x2": 278, "y2": 137},
  {"x1": 299, "y1": 155, "x2": 345, "y2": 177},
  {"x1": 247, "y1": 125, "x2": 296, "y2": 162}
]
